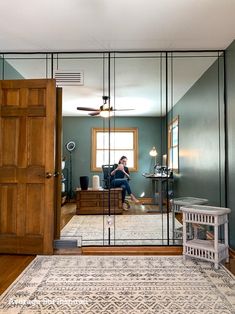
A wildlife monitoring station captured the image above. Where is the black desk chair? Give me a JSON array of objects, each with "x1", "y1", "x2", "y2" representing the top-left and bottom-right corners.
[
  {"x1": 102, "y1": 165, "x2": 114, "y2": 189},
  {"x1": 102, "y1": 165, "x2": 130, "y2": 209}
]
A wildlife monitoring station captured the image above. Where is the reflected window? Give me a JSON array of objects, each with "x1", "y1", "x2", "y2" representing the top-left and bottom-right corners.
[
  {"x1": 168, "y1": 117, "x2": 179, "y2": 171},
  {"x1": 92, "y1": 128, "x2": 138, "y2": 171}
]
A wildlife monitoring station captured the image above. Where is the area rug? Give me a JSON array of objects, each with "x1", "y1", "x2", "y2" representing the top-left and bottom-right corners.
[
  {"x1": 0, "y1": 255, "x2": 235, "y2": 313},
  {"x1": 60, "y1": 214, "x2": 182, "y2": 246}
]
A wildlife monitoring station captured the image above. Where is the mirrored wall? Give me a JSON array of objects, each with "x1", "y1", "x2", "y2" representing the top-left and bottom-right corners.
[{"x1": 0, "y1": 51, "x2": 225, "y2": 246}]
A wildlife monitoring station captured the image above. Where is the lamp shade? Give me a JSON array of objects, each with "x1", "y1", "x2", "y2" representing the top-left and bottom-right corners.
[{"x1": 149, "y1": 146, "x2": 158, "y2": 157}]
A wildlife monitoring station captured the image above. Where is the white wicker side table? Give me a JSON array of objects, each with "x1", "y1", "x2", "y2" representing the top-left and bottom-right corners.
[{"x1": 181, "y1": 205, "x2": 231, "y2": 269}]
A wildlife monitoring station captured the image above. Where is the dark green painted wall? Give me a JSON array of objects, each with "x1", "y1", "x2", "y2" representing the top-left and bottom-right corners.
[
  {"x1": 62, "y1": 116, "x2": 164, "y2": 197},
  {"x1": 226, "y1": 40, "x2": 235, "y2": 249},
  {"x1": 0, "y1": 58, "x2": 24, "y2": 79},
  {"x1": 171, "y1": 58, "x2": 225, "y2": 207}
]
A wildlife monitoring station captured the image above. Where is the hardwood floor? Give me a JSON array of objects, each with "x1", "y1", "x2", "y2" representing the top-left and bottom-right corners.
[
  {"x1": 61, "y1": 198, "x2": 169, "y2": 218},
  {"x1": 60, "y1": 202, "x2": 76, "y2": 229},
  {"x1": 0, "y1": 255, "x2": 35, "y2": 295}
]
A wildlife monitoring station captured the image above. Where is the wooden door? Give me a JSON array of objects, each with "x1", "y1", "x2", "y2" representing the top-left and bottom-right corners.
[{"x1": 0, "y1": 79, "x2": 56, "y2": 254}]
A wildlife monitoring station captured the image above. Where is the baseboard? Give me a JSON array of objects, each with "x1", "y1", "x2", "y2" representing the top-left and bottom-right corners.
[
  {"x1": 82, "y1": 246, "x2": 183, "y2": 255},
  {"x1": 229, "y1": 247, "x2": 235, "y2": 259}
]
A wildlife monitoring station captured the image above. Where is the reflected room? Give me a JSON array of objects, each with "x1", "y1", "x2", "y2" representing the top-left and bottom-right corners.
[{"x1": 1, "y1": 51, "x2": 225, "y2": 247}]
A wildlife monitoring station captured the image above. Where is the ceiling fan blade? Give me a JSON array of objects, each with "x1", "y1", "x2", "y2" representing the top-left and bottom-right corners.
[
  {"x1": 77, "y1": 106, "x2": 99, "y2": 111},
  {"x1": 112, "y1": 108, "x2": 135, "y2": 111},
  {"x1": 89, "y1": 111, "x2": 100, "y2": 116}
]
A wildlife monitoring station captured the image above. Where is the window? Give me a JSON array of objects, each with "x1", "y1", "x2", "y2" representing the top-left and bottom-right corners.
[
  {"x1": 92, "y1": 128, "x2": 138, "y2": 171},
  {"x1": 168, "y1": 117, "x2": 179, "y2": 171}
]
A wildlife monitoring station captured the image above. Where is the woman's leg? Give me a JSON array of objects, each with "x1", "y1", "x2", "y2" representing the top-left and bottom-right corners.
[
  {"x1": 111, "y1": 180, "x2": 127, "y2": 203},
  {"x1": 111, "y1": 179, "x2": 140, "y2": 206},
  {"x1": 115, "y1": 180, "x2": 140, "y2": 204},
  {"x1": 130, "y1": 193, "x2": 140, "y2": 203}
]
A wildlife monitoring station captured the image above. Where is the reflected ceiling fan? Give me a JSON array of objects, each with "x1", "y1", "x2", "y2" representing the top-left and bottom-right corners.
[{"x1": 77, "y1": 96, "x2": 134, "y2": 117}]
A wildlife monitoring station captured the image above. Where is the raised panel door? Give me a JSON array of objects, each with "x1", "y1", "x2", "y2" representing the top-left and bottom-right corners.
[{"x1": 0, "y1": 79, "x2": 56, "y2": 254}]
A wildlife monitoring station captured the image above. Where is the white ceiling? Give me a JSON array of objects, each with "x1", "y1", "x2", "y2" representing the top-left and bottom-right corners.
[
  {"x1": 0, "y1": 0, "x2": 235, "y2": 52},
  {"x1": 0, "y1": 0, "x2": 234, "y2": 116}
]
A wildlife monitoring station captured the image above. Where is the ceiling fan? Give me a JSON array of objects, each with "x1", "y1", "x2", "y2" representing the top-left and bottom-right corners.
[{"x1": 77, "y1": 96, "x2": 134, "y2": 117}]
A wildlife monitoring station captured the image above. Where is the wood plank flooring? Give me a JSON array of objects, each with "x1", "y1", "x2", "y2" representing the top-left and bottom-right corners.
[
  {"x1": 60, "y1": 201, "x2": 76, "y2": 229},
  {"x1": 0, "y1": 255, "x2": 35, "y2": 295}
]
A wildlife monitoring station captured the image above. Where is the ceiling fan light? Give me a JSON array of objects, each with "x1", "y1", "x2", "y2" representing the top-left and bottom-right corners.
[
  {"x1": 100, "y1": 110, "x2": 113, "y2": 118},
  {"x1": 102, "y1": 103, "x2": 109, "y2": 110}
]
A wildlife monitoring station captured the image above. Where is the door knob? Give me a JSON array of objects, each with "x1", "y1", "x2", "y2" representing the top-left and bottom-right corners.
[{"x1": 45, "y1": 172, "x2": 53, "y2": 179}]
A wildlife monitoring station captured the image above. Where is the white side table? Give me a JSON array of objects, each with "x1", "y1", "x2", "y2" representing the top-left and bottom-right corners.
[{"x1": 181, "y1": 205, "x2": 231, "y2": 269}]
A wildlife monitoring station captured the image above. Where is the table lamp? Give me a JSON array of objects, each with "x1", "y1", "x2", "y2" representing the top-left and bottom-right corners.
[{"x1": 149, "y1": 146, "x2": 158, "y2": 165}]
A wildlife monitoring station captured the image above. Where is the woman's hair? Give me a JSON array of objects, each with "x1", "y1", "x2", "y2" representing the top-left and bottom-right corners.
[{"x1": 119, "y1": 156, "x2": 127, "y2": 163}]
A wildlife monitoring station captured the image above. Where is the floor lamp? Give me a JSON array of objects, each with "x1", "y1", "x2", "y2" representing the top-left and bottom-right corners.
[{"x1": 65, "y1": 141, "x2": 76, "y2": 200}]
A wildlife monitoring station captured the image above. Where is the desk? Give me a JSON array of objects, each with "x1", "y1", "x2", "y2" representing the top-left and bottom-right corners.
[
  {"x1": 143, "y1": 174, "x2": 171, "y2": 213},
  {"x1": 76, "y1": 188, "x2": 123, "y2": 215}
]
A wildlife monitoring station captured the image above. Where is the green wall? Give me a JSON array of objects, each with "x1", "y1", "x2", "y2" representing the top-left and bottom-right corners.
[
  {"x1": 171, "y1": 58, "x2": 225, "y2": 206},
  {"x1": 226, "y1": 40, "x2": 235, "y2": 249},
  {"x1": 0, "y1": 57, "x2": 24, "y2": 79},
  {"x1": 62, "y1": 116, "x2": 164, "y2": 197}
]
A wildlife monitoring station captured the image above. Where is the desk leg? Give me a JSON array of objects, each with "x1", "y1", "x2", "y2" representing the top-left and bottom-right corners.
[
  {"x1": 146, "y1": 179, "x2": 163, "y2": 213},
  {"x1": 152, "y1": 180, "x2": 156, "y2": 204},
  {"x1": 225, "y1": 217, "x2": 229, "y2": 263},
  {"x1": 158, "y1": 179, "x2": 162, "y2": 213},
  {"x1": 172, "y1": 204, "x2": 175, "y2": 241}
]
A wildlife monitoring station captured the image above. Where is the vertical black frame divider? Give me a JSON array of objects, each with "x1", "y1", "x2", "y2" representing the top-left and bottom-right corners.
[
  {"x1": 2, "y1": 54, "x2": 5, "y2": 79},
  {"x1": 113, "y1": 52, "x2": 117, "y2": 246},
  {"x1": 160, "y1": 52, "x2": 164, "y2": 242},
  {"x1": 102, "y1": 53, "x2": 106, "y2": 246},
  {"x1": 217, "y1": 51, "x2": 225, "y2": 208},
  {"x1": 223, "y1": 50, "x2": 228, "y2": 209},
  {"x1": 51, "y1": 53, "x2": 54, "y2": 79},
  {"x1": 165, "y1": 52, "x2": 170, "y2": 245},
  {"x1": 108, "y1": 52, "x2": 111, "y2": 245}
]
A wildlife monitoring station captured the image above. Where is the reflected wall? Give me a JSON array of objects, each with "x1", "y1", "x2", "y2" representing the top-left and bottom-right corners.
[
  {"x1": 109, "y1": 52, "x2": 166, "y2": 199},
  {"x1": 0, "y1": 54, "x2": 51, "y2": 79},
  {"x1": 168, "y1": 52, "x2": 225, "y2": 206}
]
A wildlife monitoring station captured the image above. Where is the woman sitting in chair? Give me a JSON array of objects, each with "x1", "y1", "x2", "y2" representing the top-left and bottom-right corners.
[{"x1": 110, "y1": 156, "x2": 140, "y2": 210}]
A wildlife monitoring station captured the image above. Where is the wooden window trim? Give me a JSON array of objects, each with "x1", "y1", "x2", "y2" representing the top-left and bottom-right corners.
[
  {"x1": 91, "y1": 127, "x2": 138, "y2": 172},
  {"x1": 168, "y1": 116, "x2": 179, "y2": 172}
]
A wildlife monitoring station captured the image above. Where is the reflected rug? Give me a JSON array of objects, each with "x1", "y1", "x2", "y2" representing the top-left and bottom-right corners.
[
  {"x1": 60, "y1": 214, "x2": 182, "y2": 246},
  {"x1": 0, "y1": 256, "x2": 235, "y2": 313}
]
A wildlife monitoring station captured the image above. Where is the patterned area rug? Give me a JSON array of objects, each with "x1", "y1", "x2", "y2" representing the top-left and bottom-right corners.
[
  {"x1": 60, "y1": 214, "x2": 182, "y2": 246},
  {"x1": 0, "y1": 256, "x2": 235, "y2": 313}
]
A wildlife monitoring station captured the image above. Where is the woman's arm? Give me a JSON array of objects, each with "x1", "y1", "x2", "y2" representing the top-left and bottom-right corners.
[
  {"x1": 110, "y1": 164, "x2": 118, "y2": 176},
  {"x1": 123, "y1": 167, "x2": 130, "y2": 179}
]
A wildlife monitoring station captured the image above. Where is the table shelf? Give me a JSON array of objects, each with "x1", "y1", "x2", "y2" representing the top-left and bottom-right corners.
[{"x1": 186, "y1": 239, "x2": 227, "y2": 252}]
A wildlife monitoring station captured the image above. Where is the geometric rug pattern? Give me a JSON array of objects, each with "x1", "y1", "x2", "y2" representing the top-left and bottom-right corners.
[
  {"x1": 0, "y1": 255, "x2": 235, "y2": 313},
  {"x1": 61, "y1": 214, "x2": 182, "y2": 246}
]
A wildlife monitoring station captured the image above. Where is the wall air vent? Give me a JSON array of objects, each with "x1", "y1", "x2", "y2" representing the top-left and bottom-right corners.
[{"x1": 54, "y1": 70, "x2": 84, "y2": 86}]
